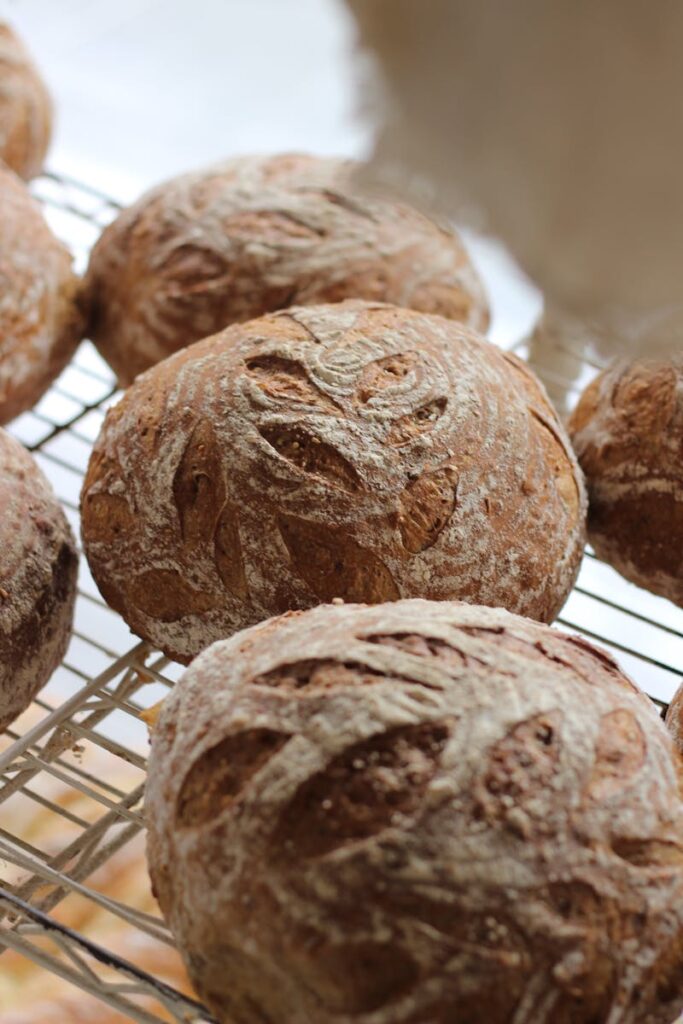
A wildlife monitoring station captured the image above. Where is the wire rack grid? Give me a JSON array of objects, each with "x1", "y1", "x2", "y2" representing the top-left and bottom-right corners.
[
  {"x1": 0, "y1": 170, "x2": 681, "y2": 1023},
  {"x1": 0, "y1": 171, "x2": 214, "y2": 1023}
]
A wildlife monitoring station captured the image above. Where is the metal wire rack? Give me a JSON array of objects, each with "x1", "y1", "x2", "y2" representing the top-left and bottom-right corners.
[
  {"x1": 0, "y1": 169, "x2": 681, "y2": 1023},
  {"x1": 0, "y1": 171, "x2": 214, "y2": 1023}
]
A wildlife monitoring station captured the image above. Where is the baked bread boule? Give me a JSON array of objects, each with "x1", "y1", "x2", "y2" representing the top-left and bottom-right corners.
[
  {"x1": 81, "y1": 301, "x2": 585, "y2": 663},
  {"x1": 84, "y1": 153, "x2": 489, "y2": 385},
  {"x1": 665, "y1": 683, "x2": 683, "y2": 757},
  {"x1": 0, "y1": 166, "x2": 82, "y2": 424},
  {"x1": 145, "y1": 598, "x2": 683, "y2": 1024},
  {"x1": 0, "y1": 24, "x2": 51, "y2": 180},
  {"x1": 569, "y1": 357, "x2": 683, "y2": 604},
  {"x1": 0, "y1": 428, "x2": 77, "y2": 729}
]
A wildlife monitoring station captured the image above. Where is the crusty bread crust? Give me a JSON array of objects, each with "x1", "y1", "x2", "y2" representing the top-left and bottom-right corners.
[
  {"x1": 0, "y1": 429, "x2": 77, "y2": 729},
  {"x1": 666, "y1": 683, "x2": 683, "y2": 757},
  {"x1": 84, "y1": 153, "x2": 489, "y2": 385},
  {"x1": 81, "y1": 300, "x2": 585, "y2": 663},
  {"x1": 569, "y1": 357, "x2": 683, "y2": 604},
  {"x1": 0, "y1": 23, "x2": 51, "y2": 180},
  {"x1": 0, "y1": 166, "x2": 83, "y2": 425},
  {"x1": 146, "y1": 598, "x2": 683, "y2": 1024}
]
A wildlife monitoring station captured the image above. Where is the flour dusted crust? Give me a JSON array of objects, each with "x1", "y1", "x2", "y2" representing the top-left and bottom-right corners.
[
  {"x1": 0, "y1": 166, "x2": 83, "y2": 424},
  {"x1": 84, "y1": 153, "x2": 489, "y2": 385},
  {"x1": 0, "y1": 429, "x2": 77, "y2": 729},
  {"x1": 0, "y1": 23, "x2": 51, "y2": 180},
  {"x1": 145, "y1": 598, "x2": 683, "y2": 1024},
  {"x1": 569, "y1": 357, "x2": 683, "y2": 605},
  {"x1": 81, "y1": 301, "x2": 585, "y2": 663},
  {"x1": 666, "y1": 685, "x2": 683, "y2": 758}
]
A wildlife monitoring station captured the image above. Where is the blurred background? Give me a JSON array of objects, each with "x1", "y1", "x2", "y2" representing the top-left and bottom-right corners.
[
  {"x1": 0, "y1": 0, "x2": 369, "y2": 196},
  {"x1": 0, "y1": 0, "x2": 542, "y2": 345}
]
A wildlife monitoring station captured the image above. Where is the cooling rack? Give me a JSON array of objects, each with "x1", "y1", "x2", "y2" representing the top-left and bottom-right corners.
[
  {"x1": 0, "y1": 171, "x2": 214, "y2": 1023},
  {"x1": 0, "y1": 169, "x2": 681, "y2": 1023}
]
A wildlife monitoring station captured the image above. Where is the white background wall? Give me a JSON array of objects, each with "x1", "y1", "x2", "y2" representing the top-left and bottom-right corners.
[
  {"x1": 0, "y1": 0, "x2": 543, "y2": 345},
  {"x1": 0, "y1": 0, "x2": 368, "y2": 196}
]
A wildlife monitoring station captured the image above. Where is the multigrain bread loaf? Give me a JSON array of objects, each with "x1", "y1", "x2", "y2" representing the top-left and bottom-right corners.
[
  {"x1": 666, "y1": 684, "x2": 683, "y2": 757},
  {"x1": 81, "y1": 301, "x2": 586, "y2": 663},
  {"x1": 569, "y1": 357, "x2": 683, "y2": 604},
  {"x1": 0, "y1": 23, "x2": 51, "y2": 180},
  {"x1": 0, "y1": 429, "x2": 77, "y2": 729},
  {"x1": 0, "y1": 166, "x2": 82, "y2": 424},
  {"x1": 145, "y1": 598, "x2": 683, "y2": 1024},
  {"x1": 83, "y1": 153, "x2": 489, "y2": 385}
]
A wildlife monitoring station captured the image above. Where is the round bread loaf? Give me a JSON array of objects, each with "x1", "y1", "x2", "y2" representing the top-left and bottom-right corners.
[
  {"x1": 0, "y1": 166, "x2": 82, "y2": 424},
  {"x1": 0, "y1": 428, "x2": 77, "y2": 729},
  {"x1": 81, "y1": 301, "x2": 585, "y2": 663},
  {"x1": 83, "y1": 153, "x2": 489, "y2": 385},
  {"x1": 0, "y1": 23, "x2": 51, "y2": 180},
  {"x1": 568, "y1": 357, "x2": 683, "y2": 604},
  {"x1": 145, "y1": 598, "x2": 683, "y2": 1024},
  {"x1": 665, "y1": 684, "x2": 683, "y2": 757}
]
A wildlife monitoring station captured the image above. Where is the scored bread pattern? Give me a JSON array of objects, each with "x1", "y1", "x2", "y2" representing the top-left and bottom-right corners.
[
  {"x1": 0, "y1": 166, "x2": 82, "y2": 425},
  {"x1": 145, "y1": 599, "x2": 683, "y2": 1024},
  {"x1": 84, "y1": 153, "x2": 489, "y2": 383},
  {"x1": 0, "y1": 23, "x2": 51, "y2": 180},
  {"x1": 0, "y1": 429, "x2": 78, "y2": 729},
  {"x1": 666, "y1": 683, "x2": 683, "y2": 757},
  {"x1": 81, "y1": 299, "x2": 589, "y2": 659},
  {"x1": 569, "y1": 357, "x2": 683, "y2": 606},
  {"x1": 81, "y1": 301, "x2": 586, "y2": 663}
]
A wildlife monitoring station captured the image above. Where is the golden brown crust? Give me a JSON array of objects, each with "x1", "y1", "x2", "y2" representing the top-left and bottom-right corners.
[
  {"x1": 84, "y1": 153, "x2": 489, "y2": 385},
  {"x1": 145, "y1": 598, "x2": 683, "y2": 1024},
  {"x1": 81, "y1": 300, "x2": 585, "y2": 663},
  {"x1": 0, "y1": 428, "x2": 77, "y2": 728},
  {"x1": 0, "y1": 166, "x2": 83, "y2": 424},
  {"x1": 0, "y1": 23, "x2": 51, "y2": 180},
  {"x1": 569, "y1": 357, "x2": 683, "y2": 604}
]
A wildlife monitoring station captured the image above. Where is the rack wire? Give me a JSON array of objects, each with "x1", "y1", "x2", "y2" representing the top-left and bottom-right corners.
[
  {"x1": 0, "y1": 171, "x2": 214, "y2": 1023},
  {"x1": 0, "y1": 169, "x2": 681, "y2": 1023}
]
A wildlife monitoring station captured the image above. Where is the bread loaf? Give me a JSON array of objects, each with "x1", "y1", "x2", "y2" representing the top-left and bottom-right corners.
[
  {"x1": 665, "y1": 684, "x2": 683, "y2": 758},
  {"x1": 0, "y1": 23, "x2": 51, "y2": 180},
  {"x1": 145, "y1": 598, "x2": 683, "y2": 1024},
  {"x1": 0, "y1": 428, "x2": 77, "y2": 728},
  {"x1": 81, "y1": 301, "x2": 585, "y2": 664},
  {"x1": 0, "y1": 166, "x2": 82, "y2": 424},
  {"x1": 83, "y1": 153, "x2": 489, "y2": 385},
  {"x1": 569, "y1": 357, "x2": 683, "y2": 604}
]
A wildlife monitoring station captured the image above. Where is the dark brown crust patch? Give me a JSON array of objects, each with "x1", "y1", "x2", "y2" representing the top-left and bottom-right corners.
[
  {"x1": 398, "y1": 462, "x2": 459, "y2": 553},
  {"x1": 259, "y1": 425, "x2": 360, "y2": 491},
  {"x1": 128, "y1": 569, "x2": 218, "y2": 622},
  {"x1": 176, "y1": 728, "x2": 291, "y2": 828},
  {"x1": 272, "y1": 721, "x2": 450, "y2": 858},
  {"x1": 278, "y1": 514, "x2": 400, "y2": 604},
  {"x1": 214, "y1": 502, "x2": 248, "y2": 598},
  {"x1": 173, "y1": 420, "x2": 226, "y2": 546}
]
